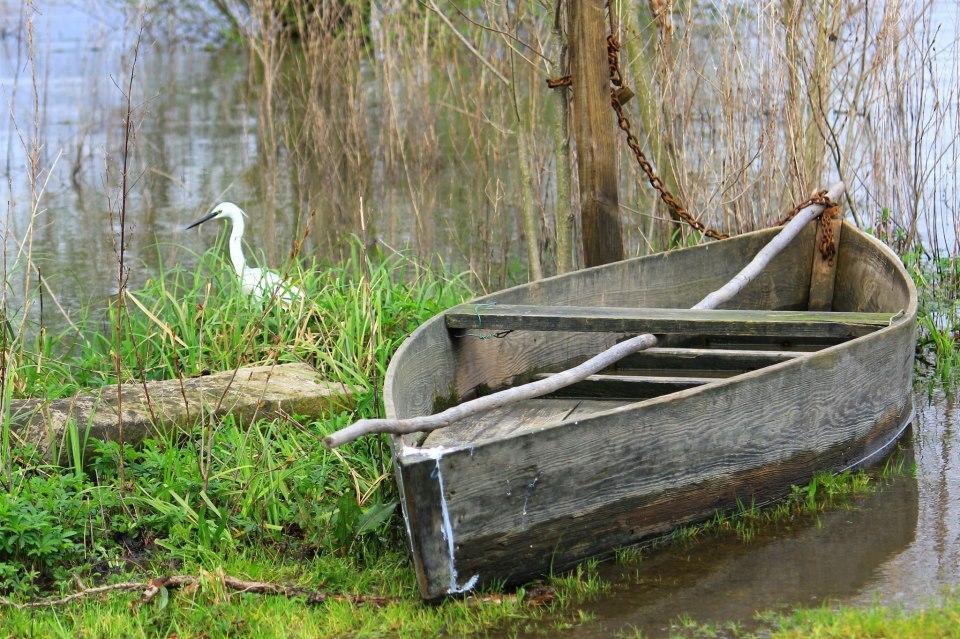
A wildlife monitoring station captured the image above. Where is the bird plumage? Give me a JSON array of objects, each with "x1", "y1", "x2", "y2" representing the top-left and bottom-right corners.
[{"x1": 186, "y1": 202, "x2": 302, "y2": 304}]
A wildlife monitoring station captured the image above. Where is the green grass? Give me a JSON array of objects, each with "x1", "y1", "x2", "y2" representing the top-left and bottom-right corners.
[
  {"x1": 0, "y1": 244, "x2": 621, "y2": 635},
  {"x1": 7, "y1": 242, "x2": 469, "y2": 399},
  {"x1": 759, "y1": 595, "x2": 960, "y2": 639},
  {"x1": 0, "y1": 239, "x2": 957, "y2": 637},
  {"x1": 0, "y1": 243, "x2": 474, "y2": 584},
  {"x1": 904, "y1": 248, "x2": 960, "y2": 389},
  {"x1": 0, "y1": 550, "x2": 594, "y2": 638},
  {"x1": 623, "y1": 591, "x2": 960, "y2": 638}
]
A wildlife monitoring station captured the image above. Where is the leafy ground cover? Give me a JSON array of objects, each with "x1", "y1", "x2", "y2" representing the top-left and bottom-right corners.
[{"x1": 0, "y1": 243, "x2": 957, "y2": 636}]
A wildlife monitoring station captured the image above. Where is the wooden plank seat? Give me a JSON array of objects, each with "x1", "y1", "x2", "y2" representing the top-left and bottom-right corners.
[
  {"x1": 446, "y1": 304, "x2": 895, "y2": 340},
  {"x1": 610, "y1": 346, "x2": 801, "y2": 372},
  {"x1": 526, "y1": 349, "x2": 803, "y2": 401},
  {"x1": 439, "y1": 348, "x2": 809, "y2": 444}
]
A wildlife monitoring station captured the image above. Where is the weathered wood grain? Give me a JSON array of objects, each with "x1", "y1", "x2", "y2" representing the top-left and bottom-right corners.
[
  {"x1": 444, "y1": 227, "x2": 817, "y2": 401},
  {"x1": 807, "y1": 206, "x2": 844, "y2": 310},
  {"x1": 422, "y1": 398, "x2": 629, "y2": 449},
  {"x1": 451, "y1": 394, "x2": 913, "y2": 590},
  {"x1": 688, "y1": 335, "x2": 845, "y2": 351},
  {"x1": 11, "y1": 364, "x2": 351, "y2": 457},
  {"x1": 437, "y1": 331, "x2": 912, "y2": 539},
  {"x1": 386, "y1": 223, "x2": 917, "y2": 599},
  {"x1": 404, "y1": 317, "x2": 914, "y2": 597},
  {"x1": 453, "y1": 225, "x2": 816, "y2": 310},
  {"x1": 612, "y1": 347, "x2": 801, "y2": 372},
  {"x1": 446, "y1": 305, "x2": 893, "y2": 339},
  {"x1": 568, "y1": 0, "x2": 623, "y2": 266},
  {"x1": 832, "y1": 221, "x2": 913, "y2": 313},
  {"x1": 534, "y1": 372, "x2": 712, "y2": 399}
]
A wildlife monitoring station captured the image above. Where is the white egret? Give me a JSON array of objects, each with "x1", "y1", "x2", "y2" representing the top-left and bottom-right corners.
[{"x1": 185, "y1": 202, "x2": 302, "y2": 304}]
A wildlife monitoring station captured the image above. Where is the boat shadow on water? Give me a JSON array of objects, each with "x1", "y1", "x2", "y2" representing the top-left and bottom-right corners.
[{"x1": 533, "y1": 449, "x2": 920, "y2": 638}]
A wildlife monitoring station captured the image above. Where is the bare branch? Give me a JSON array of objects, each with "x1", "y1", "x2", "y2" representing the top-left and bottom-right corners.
[
  {"x1": 420, "y1": 0, "x2": 511, "y2": 86},
  {"x1": 0, "y1": 574, "x2": 396, "y2": 609},
  {"x1": 324, "y1": 182, "x2": 845, "y2": 448}
]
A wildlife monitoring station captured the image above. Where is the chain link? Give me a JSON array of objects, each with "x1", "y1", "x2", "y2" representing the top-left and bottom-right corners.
[
  {"x1": 778, "y1": 190, "x2": 840, "y2": 260},
  {"x1": 606, "y1": 35, "x2": 729, "y2": 241}
]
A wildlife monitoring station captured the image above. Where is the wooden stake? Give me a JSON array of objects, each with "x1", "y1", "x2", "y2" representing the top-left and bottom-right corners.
[
  {"x1": 568, "y1": 0, "x2": 624, "y2": 267},
  {"x1": 807, "y1": 205, "x2": 844, "y2": 311}
]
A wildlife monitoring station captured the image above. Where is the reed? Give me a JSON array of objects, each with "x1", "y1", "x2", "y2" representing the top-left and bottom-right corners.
[{"x1": 197, "y1": 1, "x2": 957, "y2": 300}]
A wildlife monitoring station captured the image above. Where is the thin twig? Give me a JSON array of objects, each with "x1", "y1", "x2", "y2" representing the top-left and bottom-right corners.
[
  {"x1": 111, "y1": 24, "x2": 143, "y2": 483},
  {"x1": 420, "y1": 0, "x2": 511, "y2": 86},
  {"x1": 0, "y1": 574, "x2": 397, "y2": 609}
]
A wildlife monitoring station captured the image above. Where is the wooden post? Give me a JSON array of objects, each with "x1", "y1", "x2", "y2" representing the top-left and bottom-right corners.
[
  {"x1": 568, "y1": 0, "x2": 624, "y2": 267},
  {"x1": 807, "y1": 205, "x2": 844, "y2": 311}
]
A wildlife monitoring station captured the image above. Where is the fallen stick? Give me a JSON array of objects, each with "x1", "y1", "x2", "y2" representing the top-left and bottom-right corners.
[
  {"x1": 0, "y1": 573, "x2": 396, "y2": 609},
  {"x1": 0, "y1": 574, "x2": 555, "y2": 610},
  {"x1": 324, "y1": 182, "x2": 845, "y2": 448}
]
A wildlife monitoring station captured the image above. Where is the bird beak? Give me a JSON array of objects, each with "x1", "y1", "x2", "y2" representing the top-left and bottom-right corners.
[{"x1": 185, "y1": 210, "x2": 218, "y2": 230}]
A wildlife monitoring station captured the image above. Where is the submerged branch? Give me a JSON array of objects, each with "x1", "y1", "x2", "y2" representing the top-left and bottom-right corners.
[{"x1": 324, "y1": 182, "x2": 845, "y2": 448}]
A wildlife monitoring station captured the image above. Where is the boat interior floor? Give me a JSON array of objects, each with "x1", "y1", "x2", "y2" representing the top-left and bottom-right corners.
[
  {"x1": 420, "y1": 342, "x2": 826, "y2": 449},
  {"x1": 419, "y1": 306, "x2": 898, "y2": 450},
  {"x1": 421, "y1": 397, "x2": 632, "y2": 448}
]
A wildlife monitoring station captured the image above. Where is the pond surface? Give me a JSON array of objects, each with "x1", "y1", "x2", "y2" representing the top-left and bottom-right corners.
[
  {"x1": 1, "y1": 1, "x2": 282, "y2": 314},
  {"x1": 0, "y1": 0, "x2": 539, "y2": 321},
  {"x1": 521, "y1": 390, "x2": 960, "y2": 638},
  {"x1": 5, "y1": 1, "x2": 957, "y2": 323}
]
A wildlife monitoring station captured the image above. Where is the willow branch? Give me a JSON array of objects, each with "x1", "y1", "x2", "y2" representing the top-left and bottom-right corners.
[
  {"x1": 324, "y1": 182, "x2": 844, "y2": 448},
  {"x1": 694, "y1": 182, "x2": 845, "y2": 310}
]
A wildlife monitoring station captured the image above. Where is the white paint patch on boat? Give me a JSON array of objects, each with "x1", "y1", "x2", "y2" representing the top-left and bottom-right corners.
[
  {"x1": 401, "y1": 444, "x2": 447, "y2": 460},
  {"x1": 412, "y1": 445, "x2": 479, "y2": 594},
  {"x1": 521, "y1": 471, "x2": 542, "y2": 517}
]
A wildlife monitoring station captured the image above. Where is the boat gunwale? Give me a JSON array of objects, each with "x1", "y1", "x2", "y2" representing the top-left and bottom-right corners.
[{"x1": 386, "y1": 223, "x2": 918, "y2": 462}]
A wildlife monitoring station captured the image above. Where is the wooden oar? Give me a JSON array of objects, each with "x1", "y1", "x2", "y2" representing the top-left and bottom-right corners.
[{"x1": 324, "y1": 182, "x2": 845, "y2": 448}]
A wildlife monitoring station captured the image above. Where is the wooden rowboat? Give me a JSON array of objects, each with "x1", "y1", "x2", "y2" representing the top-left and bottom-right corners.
[{"x1": 384, "y1": 222, "x2": 916, "y2": 600}]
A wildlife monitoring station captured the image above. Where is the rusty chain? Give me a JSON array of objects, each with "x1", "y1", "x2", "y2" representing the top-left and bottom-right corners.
[
  {"x1": 547, "y1": 32, "x2": 840, "y2": 251},
  {"x1": 605, "y1": 35, "x2": 729, "y2": 241},
  {"x1": 778, "y1": 191, "x2": 840, "y2": 260}
]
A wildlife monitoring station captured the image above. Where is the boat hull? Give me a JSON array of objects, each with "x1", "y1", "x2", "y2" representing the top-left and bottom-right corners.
[{"x1": 385, "y1": 223, "x2": 917, "y2": 599}]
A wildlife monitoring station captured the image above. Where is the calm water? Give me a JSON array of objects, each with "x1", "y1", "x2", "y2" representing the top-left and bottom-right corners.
[
  {"x1": 2, "y1": 2, "x2": 959, "y2": 314},
  {"x1": 3, "y1": 2, "x2": 960, "y2": 635},
  {"x1": 513, "y1": 391, "x2": 960, "y2": 638},
  {"x1": 1, "y1": 1, "x2": 455, "y2": 319}
]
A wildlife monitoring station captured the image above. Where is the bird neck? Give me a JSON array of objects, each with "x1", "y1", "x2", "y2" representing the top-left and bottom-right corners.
[{"x1": 227, "y1": 216, "x2": 246, "y2": 277}]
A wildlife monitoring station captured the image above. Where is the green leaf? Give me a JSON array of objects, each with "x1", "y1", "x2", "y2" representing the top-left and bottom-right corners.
[
  {"x1": 332, "y1": 493, "x2": 361, "y2": 548},
  {"x1": 355, "y1": 501, "x2": 397, "y2": 535},
  {"x1": 157, "y1": 585, "x2": 169, "y2": 610}
]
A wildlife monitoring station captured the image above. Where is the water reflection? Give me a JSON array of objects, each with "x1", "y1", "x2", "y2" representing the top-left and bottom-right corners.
[
  {"x1": 4, "y1": 1, "x2": 959, "y2": 328},
  {"x1": 2, "y1": 1, "x2": 264, "y2": 315},
  {"x1": 1, "y1": 0, "x2": 527, "y2": 328},
  {"x1": 528, "y1": 391, "x2": 959, "y2": 638}
]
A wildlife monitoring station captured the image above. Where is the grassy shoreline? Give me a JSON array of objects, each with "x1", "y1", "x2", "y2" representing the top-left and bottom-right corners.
[
  {"x1": 650, "y1": 591, "x2": 960, "y2": 639},
  {"x1": 0, "y1": 244, "x2": 957, "y2": 636},
  {"x1": 0, "y1": 246, "x2": 614, "y2": 636}
]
